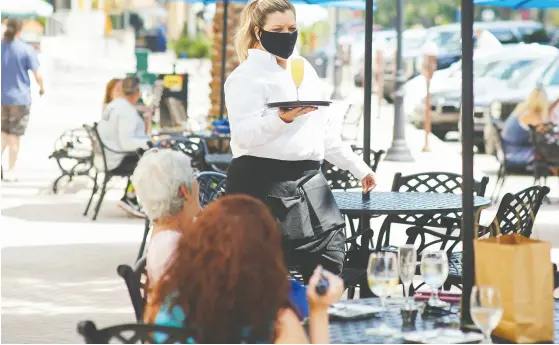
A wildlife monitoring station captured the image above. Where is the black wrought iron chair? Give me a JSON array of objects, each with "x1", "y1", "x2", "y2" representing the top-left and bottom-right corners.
[
  {"x1": 376, "y1": 171, "x2": 490, "y2": 249},
  {"x1": 321, "y1": 147, "x2": 385, "y2": 299},
  {"x1": 149, "y1": 136, "x2": 205, "y2": 170},
  {"x1": 529, "y1": 123, "x2": 559, "y2": 202},
  {"x1": 117, "y1": 257, "x2": 147, "y2": 322},
  {"x1": 197, "y1": 171, "x2": 227, "y2": 207},
  {"x1": 322, "y1": 147, "x2": 385, "y2": 190},
  {"x1": 82, "y1": 123, "x2": 141, "y2": 221},
  {"x1": 77, "y1": 320, "x2": 191, "y2": 344},
  {"x1": 48, "y1": 127, "x2": 95, "y2": 193},
  {"x1": 135, "y1": 172, "x2": 227, "y2": 261},
  {"x1": 407, "y1": 185, "x2": 550, "y2": 292},
  {"x1": 198, "y1": 137, "x2": 232, "y2": 174}
]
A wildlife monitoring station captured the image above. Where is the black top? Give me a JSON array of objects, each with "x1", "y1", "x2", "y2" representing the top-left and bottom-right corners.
[{"x1": 333, "y1": 191, "x2": 491, "y2": 216}]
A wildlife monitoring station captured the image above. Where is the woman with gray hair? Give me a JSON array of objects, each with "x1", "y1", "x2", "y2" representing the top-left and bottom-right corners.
[{"x1": 132, "y1": 148, "x2": 201, "y2": 282}]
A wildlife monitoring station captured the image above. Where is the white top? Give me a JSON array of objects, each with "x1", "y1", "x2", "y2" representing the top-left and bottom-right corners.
[
  {"x1": 146, "y1": 230, "x2": 181, "y2": 283},
  {"x1": 224, "y1": 49, "x2": 372, "y2": 180},
  {"x1": 96, "y1": 98, "x2": 149, "y2": 171}
]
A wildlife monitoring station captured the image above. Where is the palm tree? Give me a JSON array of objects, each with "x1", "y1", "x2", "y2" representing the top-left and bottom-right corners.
[{"x1": 208, "y1": 2, "x2": 244, "y2": 123}]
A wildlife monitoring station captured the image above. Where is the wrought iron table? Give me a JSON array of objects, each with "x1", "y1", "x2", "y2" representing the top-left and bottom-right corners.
[
  {"x1": 329, "y1": 298, "x2": 559, "y2": 344},
  {"x1": 333, "y1": 191, "x2": 492, "y2": 217}
]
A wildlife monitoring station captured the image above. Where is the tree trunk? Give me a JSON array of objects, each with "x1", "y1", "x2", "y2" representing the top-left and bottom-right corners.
[{"x1": 208, "y1": 2, "x2": 244, "y2": 124}]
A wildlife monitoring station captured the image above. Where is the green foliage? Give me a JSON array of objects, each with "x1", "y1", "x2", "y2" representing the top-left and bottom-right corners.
[
  {"x1": 373, "y1": 0, "x2": 461, "y2": 28},
  {"x1": 172, "y1": 35, "x2": 211, "y2": 59}
]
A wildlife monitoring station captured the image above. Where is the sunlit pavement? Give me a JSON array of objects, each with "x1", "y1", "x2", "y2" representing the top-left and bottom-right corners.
[{"x1": 1, "y1": 58, "x2": 558, "y2": 343}]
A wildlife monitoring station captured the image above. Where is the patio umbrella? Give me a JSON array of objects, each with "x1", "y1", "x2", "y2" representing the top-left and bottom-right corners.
[
  {"x1": 0, "y1": 0, "x2": 54, "y2": 18},
  {"x1": 474, "y1": 0, "x2": 559, "y2": 8}
]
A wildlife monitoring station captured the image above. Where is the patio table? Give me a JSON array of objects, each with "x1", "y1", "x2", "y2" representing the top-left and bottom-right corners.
[
  {"x1": 333, "y1": 191, "x2": 491, "y2": 217},
  {"x1": 329, "y1": 298, "x2": 559, "y2": 344},
  {"x1": 333, "y1": 191, "x2": 491, "y2": 297}
]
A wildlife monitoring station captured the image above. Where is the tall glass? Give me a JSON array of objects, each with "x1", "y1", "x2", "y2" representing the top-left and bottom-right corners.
[
  {"x1": 398, "y1": 245, "x2": 416, "y2": 310},
  {"x1": 367, "y1": 252, "x2": 399, "y2": 336},
  {"x1": 470, "y1": 286, "x2": 503, "y2": 344},
  {"x1": 290, "y1": 57, "x2": 305, "y2": 101},
  {"x1": 420, "y1": 250, "x2": 449, "y2": 307}
]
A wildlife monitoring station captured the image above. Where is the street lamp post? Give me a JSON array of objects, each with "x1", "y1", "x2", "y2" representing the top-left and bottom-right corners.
[
  {"x1": 384, "y1": 0, "x2": 413, "y2": 162},
  {"x1": 331, "y1": 8, "x2": 343, "y2": 100}
]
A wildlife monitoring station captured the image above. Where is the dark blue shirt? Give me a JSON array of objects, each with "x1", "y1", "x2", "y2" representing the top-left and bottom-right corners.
[
  {"x1": 1, "y1": 39, "x2": 39, "y2": 106},
  {"x1": 501, "y1": 114, "x2": 535, "y2": 165}
]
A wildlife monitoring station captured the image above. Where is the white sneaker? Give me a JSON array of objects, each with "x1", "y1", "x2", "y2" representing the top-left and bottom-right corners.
[
  {"x1": 2, "y1": 170, "x2": 18, "y2": 182},
  {"x1": 118, "y1": 198, "x2": 146, "y2": 218}
]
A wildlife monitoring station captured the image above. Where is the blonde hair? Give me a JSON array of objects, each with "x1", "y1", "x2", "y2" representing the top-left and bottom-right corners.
[
  {"x1": 234, "y1": 0, "x2": 296, "y2": 61},
  {"x1": 515, "y1": 87, "x2": 550, "y2": 126}
]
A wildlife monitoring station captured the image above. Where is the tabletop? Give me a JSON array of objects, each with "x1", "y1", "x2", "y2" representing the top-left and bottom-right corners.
[
  {"x1": 329, "y1": 298, "x2": 559, "y2": 344},
  {"x1": 333, "y1": 191, "x2": 492, "y2": 216}
]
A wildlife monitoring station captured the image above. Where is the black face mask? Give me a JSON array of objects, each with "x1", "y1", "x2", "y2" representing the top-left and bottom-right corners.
[{"x1": 259, "y1": 29, "x2": 298, "y2": 60}]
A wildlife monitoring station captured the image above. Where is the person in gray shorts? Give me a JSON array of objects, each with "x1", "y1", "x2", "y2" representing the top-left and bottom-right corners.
[{"x1": 1, "y1": 18, "x2": 45, "y2": 181}]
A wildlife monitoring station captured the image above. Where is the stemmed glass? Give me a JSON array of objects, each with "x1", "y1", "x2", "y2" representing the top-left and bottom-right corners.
[
  {"x1": 398, "y1": 245, "x2": 417, "y2": 310},
  {"x1": 470, "y1": 286, "x2": 503, "y2": 344},
  {"x1": 420, "y1": 250, "x2": 449, "y2": 307},
  {"x1": 367, "y1": 252, "x2": 399, "y2": 336},
  {"x1": 290, "y1": 57, "x2": 305, "y2": 101}
]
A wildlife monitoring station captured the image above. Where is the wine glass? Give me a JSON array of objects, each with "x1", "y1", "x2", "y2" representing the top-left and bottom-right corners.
[
  {"x1": 470, "y1": 286, "x2": 503, "y2": 344},
  {"x1": 420, "y1": 250, "x2": 449, "y2": 307},
  {"x1": 367, "y1": 252, "x2": 399, "y2": 336},
  {"x1": 290, "y1": 57, "x2": 305, "y2": 101},
  {"x1": 398, "y1": 245, "x2": 416, "y2": 310}
]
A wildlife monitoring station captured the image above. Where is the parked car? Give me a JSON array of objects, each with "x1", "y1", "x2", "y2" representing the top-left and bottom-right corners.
[
  {"x1": 480, "y1": 56, "x2": 559, "y2": 155},
  {"x1": 409, "y1": 44, "x2": 558, "y2": 143},
  {"x1": 351, "y1": 30, "x2": 395, "y2": 86},
  {"x1": 384, "y1": 20, "x2": 551, "y2": 103},
  {"x1": 380, "y1": 29, "x2": 428, "y2": 96}
]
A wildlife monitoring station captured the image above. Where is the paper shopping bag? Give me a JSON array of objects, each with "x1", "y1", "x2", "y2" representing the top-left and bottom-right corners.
[{"x1": 474, "y1": 234, "x2": 554, "y2": 343}]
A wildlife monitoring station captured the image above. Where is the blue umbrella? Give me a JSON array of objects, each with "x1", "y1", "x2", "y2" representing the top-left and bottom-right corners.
[
  {"x1": 320, "y1": 0, "x2": 374, "y2": 10},
  {"x1": 474, "y1": 0, "x2": 559, "y2": 8}
]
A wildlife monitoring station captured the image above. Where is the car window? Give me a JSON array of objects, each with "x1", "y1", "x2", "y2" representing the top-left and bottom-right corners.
[
  {"x1": 517, "y1": 26, "x2": 551, "y2": 44},
  {"x1": 483, "y1": 60, "x2": 534, "y2": 80},
  {"x1": 486, "y1": 28, "x2": 520, "y2": 44},
  {"x1": 508, "y1": 61, "x2": 552, "y2": 89},
  {"x1": 542, "y1": 61, "x2": 559, "y2": 86},
  {"x1": 424, "y1": 30, "x2": 458, "y2": 47}
]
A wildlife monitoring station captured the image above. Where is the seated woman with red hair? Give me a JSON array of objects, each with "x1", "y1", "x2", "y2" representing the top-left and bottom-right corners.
[{"x1": 145, "y1": 195, "x2": 344, "y2": 343}]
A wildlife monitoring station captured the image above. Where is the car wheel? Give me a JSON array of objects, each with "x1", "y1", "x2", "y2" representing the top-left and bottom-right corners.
[
  {"x1": 432, "y1": 130, "x2": 448, "y2": 140},
  {"x1": 383, "y1": 91, "x2": 393, "y2": 103},
  {"x1": 475, "y1": 142, "x2": 486, "y2": 154}
]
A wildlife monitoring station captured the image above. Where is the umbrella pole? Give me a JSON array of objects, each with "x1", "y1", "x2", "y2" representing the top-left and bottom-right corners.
[
  {"x1": 460, "y1": 0, "x2": 475, "y2": 330},
  {"x1": 219, "y1": 0, "x2": 229, "y2": 120},
  {"x1": 331, "y1": 8, "x2": 343, "y2": 99},
  {"x1": 384, "y1": 0, "x2": 413, "y2": 162},
  {"x1": 363, "y1": 0, "x2": 373, "y2": 167}
]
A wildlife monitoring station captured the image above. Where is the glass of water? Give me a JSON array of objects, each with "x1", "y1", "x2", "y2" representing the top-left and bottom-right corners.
[
  {"x1": 367, "y1": 252, "x2": 399, "y2": 336},
  {"x1": 470, "y1": 286, "x2": 503, "y2": 344},
  {"x1": 420, "y1": 250, "x2": 449, "y2": 307},
  {"x1": 398, "y1": 245, "x2": 416, "y2": 310}
]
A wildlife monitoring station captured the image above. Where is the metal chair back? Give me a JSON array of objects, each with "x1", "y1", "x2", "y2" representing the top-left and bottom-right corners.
[
  {"x1": 77, "y1": 320, "x2": 192, "y2": 344},
  {"x1": 196, "y1": 172, "x2": 227, "y2": 208},
  {"x1": 117, "y1": 257, "x2": 147, "y2": 322}
]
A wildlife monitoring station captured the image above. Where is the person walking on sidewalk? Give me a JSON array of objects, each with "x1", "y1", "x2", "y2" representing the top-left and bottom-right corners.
[
  {"x1": 1, "y1": 17, "x2": 45, "y2": 182},
  {"x1": 224, "y1": 0, "x2": 377, "y2": 282}
]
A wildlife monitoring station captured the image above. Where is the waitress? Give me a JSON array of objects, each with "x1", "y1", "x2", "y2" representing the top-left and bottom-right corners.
[{"x1": 224, "y1": 0, "x2": 377, "y2": 281}]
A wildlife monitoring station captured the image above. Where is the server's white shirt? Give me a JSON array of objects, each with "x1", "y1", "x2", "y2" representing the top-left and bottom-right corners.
[{"x1": 225, "y1": 49, "x2": 372, "y2": 180}]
